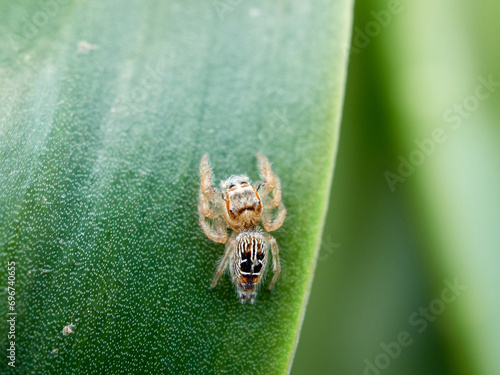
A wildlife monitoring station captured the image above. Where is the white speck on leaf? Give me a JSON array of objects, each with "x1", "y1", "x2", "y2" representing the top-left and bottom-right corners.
[
  {"x1": 77, "y1": 41, "x2": 98, "y2": 54},
  {"x1": 62, "y1": 324, "x2": 76, "y2": 336}
]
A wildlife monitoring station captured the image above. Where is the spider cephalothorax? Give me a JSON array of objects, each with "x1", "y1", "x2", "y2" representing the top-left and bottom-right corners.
[
  {"x1": 221, "y1": 175, "x2": 263, "y2": 230},
  {"x1": 198, "y1": 153, "x2": 286, "y2": 304}
]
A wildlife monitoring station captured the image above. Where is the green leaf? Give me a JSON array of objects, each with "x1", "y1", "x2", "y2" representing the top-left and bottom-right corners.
[{"x1": 0, "y1": 0, "x2": 353, "y2": 373}]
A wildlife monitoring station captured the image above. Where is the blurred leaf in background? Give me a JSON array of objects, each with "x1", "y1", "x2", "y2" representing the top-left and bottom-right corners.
[{"x1": 292, "y1": 0, "x2": 500, "y2": 374}]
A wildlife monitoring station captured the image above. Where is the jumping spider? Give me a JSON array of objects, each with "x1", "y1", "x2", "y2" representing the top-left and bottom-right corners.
[{"x1": 198, "y1": 153, "x2": 287, "y2": 304}]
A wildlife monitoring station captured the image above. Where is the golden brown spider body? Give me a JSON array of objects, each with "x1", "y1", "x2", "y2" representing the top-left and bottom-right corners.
[{"x1": 198, "y1": 153, "x2": 286, "y2": 304}]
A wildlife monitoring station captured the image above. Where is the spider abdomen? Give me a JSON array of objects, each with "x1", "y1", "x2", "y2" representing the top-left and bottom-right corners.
[{"x1": 230, "y1": 229, "x2": 268, "y2": 304}]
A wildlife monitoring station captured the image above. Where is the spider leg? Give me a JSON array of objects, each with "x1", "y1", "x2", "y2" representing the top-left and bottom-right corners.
[
  {"x1": 264, "y1": 233, "x2": 281, "y2": 291},
  {"x1": 263, "y1": 176, "x2": 282, "y2": 209},
  {"x1": 199, "y1": 204, "x2": 228, "y2": 243},
  {"x1": 262, "y1": 200, "x2": 287, "y2": 232},
  {"x1": 200, "y1": 153, "x2": 223, "y2": 204},
  {"x1": 256, "y1": 152, "x2": 284, "y2": 210},
  {"x1": 199, "y1": 187, "x2": 221, "y2": 219},
  {"x1": 199, "y1": 153, "x2": 227, "y2": 241},
  {"x1": 256, "y1": 153, "x2": 275, "y2": 197},
  {"x1": 210, "y1": 233, "x2": 237, "y2": 289}
]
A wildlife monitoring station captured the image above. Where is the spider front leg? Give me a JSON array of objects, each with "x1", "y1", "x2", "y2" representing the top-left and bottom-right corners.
[
  {"x1": 264, "y1": 233, "x2": 281, "y2": 291},
  {"x1": 256, "y1": 152, "x2": 282, "y2": 209},
  {"x1": 262, "y1": 200, "x2": 287, "y2": 232},
  {"x1": 200, "y1": 153, "x2": 222, "y2": 204},
  {"x1": 199, "y1": 153, "x2": 227, "y2": 243},
  {"x1": 256, "y1": 153, "x2": 275, "y2": 195},
  {"x1": 199, "y1": 187, "x2": 220, "y2": 219},
  {"x1": 198, "y1": 205, "x2": 228, "y2": 243},
  {"x1": 210, "y1": 233, "x2": 237, "y2": 289}
]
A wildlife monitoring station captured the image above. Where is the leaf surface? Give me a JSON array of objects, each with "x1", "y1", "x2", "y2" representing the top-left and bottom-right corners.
[{"x1": 0, "y1": 0, "x2": 353, "y2": 373}]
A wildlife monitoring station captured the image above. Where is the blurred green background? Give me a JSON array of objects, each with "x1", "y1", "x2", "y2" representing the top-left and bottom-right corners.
[{"x1": 292, "y1": 0, "x2": 500, "y2": 374}]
